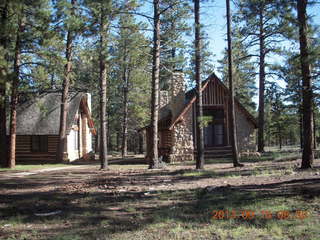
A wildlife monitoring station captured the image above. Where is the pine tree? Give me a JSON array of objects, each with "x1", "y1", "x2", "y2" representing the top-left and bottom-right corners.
[
  {"x1": 8, "y1": 4, "x2": 26, "y2": 168},
  {"x1": 226, "y1": 0, "x2": 242, "y2": 167},
  {"x1": 56, "y1": 0, "x2": 80, "y2": 162},
  {"x1": 266, "y1": 82, "x2": 287, "y2": 149},
  {"x1": 297, "y1": 0, "x2": 314, "y2": 168},
  {"x1": 234, "y1": 0, "x2": 290, "y2": 153},
  {"x1": 3, "y1": 0, "x2": 51, "y2": 168},
  {"x1": 149, "y1": 0, "x2": 161, "y2": 169},
  {"x1": 159, "y1": 0, "x2": 190, "y2": 89},
  {"x1": 194, "y1": 0, "x2": 204, "y2": 170},
  {"x1": 0, "y1": 1, "x2": 9, "y2": 167},
  {"x1": 114, "y1": 0, "x2": 150, "y2": 157},
  {"x1": 218, "y1": 28, "x2": 256, "y2": 114},
  {"x1": 98, "y1": 2, "x2": 110, "y2": 169}
]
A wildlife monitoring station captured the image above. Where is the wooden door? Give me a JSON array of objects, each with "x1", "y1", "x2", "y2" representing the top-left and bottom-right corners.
[
  {"x1": 203, "y1": 109, "x2": 225, "y2": 147},
  {"x1": 204, "y1": 124, "x2": 214, "y2": 147}
]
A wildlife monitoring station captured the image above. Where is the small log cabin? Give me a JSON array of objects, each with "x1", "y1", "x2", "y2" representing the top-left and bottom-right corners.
[
  {"x1": 7, "y1": 92, "x2": 96, "y2": 163},
  {"x1": 144, "y1": 71, "x2": 257, "y2": 162}
]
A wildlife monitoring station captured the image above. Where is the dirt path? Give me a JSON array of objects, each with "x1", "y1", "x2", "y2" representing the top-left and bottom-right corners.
[
  {"x1": 0, "y1": 165, "x2": 87, "y2": 178},
  {"x1": 1, "y1": 159, "x2": 319, "y2": 196}
]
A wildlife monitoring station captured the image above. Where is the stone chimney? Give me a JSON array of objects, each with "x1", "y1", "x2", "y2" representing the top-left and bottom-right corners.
[
  {"x1": 159, "y1": 90, "x2": 169, "y2": 108},
  {"x1": 170, "y1": 70, "x2": 185, "y2": 120}
]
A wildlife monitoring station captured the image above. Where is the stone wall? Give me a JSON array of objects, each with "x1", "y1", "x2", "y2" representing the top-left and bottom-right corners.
[
  {"x1": 235, "y1": 106, "x2": 256, "y2": 152},
  {"x1": 169, "y1": 109, "x2": 194, "y2": 162}
]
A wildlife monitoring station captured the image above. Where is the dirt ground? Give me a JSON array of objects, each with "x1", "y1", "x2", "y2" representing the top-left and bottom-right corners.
[{"x1": 0, "y1": 158, "x2": 319, "y2": 239}]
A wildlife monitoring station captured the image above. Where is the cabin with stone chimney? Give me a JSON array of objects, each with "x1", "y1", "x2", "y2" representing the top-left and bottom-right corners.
[
  {"x1": 144, "y1": 71, "x2": 257, "y2": 162},
  {"x1": 7, "y1": 92, "x2": 96, "y2": 163}
]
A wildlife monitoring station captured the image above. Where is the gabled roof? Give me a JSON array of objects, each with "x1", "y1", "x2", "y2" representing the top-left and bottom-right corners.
[
  {"x1": 168, "y1": 73, "x2": 258, "y2": 130},
  {"x1": 140, "y1": 72, "x2": 258, "y2": 131},
  {"x1": 8, "y1": 91, "x2": 95, "y2": 135}
]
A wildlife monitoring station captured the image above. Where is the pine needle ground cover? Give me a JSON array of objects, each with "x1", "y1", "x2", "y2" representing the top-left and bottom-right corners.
[{"x1": 0, "y1": 158, "x2": 319, "y2": 240}]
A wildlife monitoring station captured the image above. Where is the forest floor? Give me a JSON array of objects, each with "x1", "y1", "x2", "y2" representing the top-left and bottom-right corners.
[{"x1": 0, "y1": 157, "x2": 319, "y2": 240}]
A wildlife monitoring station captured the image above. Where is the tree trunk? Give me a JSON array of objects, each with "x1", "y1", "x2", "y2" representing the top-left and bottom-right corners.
[
  {"x1": 313, "y1": 106, "x2": 316, "y2": 150},
  {"x1": 194, "y1": 0, "x2": 204, "y2": 169},
  {"x1": 8, "y1": 8, "x2": 25, "y2": 168},
  {"x1": 121, "y1": 85, "x2": 128, "y2": 158},
  {"x1": 57, "y1": 0, "x2": 76, "y2": 162},
  {"x1": 257, "y1": 7, "x2": 265, "y2": 153},
  {"x1": 0, "y1": 1, "x2": 8, "y2": 167},
  {"x1": 149, "y1": 0, "x2": 161, "y2": 169},
  {"x1": 99, "y1": 5, "x2": 108, "y2": 170},
  {"x1": 297, "y1": 0, "x2": 314, "y2": 168},
  {"x1": 226, "y1": 0, "x2": 242, "y2": 167},
  {"x1": 279, "y1": 125, "x2": 282, "y2": 150},
  {"x1": 95, "y1": 132, "x2": 99, "y2": 153},
  {"x1": 121, "y1": 51, "x2": 128, "y2": 158},
  {"x1": 299, "y1": 105, "x2": 304, "y2": 149},
  {"x1": 139, "y1": 132, "x2": 143, "y2": 154}
]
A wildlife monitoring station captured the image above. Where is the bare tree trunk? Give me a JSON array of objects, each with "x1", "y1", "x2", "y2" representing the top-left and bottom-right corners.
[
  {"x1": 116, "y1": 132, "x2": 120, "y2": 152},
  {"x1": 0, "y1": 1, "x2": 8, "y2": 167},
  {"x1": 95, "y1": 132, "x2": 99, "y2": 153},
  {"x1": 226, "y1": 0, "x2": 242, "y2": 167},
  {"x1": 99, "y1": 5, "x2": 108, "y2": 170},
  {"x1": 313, "y1": 106, "x2": 316, "y2": 150},
  {"x1": 121, "y1": 52, "x2": 128, "y2": 158},
  {"x1": 149, "y1": 0, "x2": 161, "y2": 169},
  {"x1": 299, "y1": 105, "x2": 304, "y2": 150},
  {"x1": 258, "y1": 7, "x2": 265, "y2": 153},
  {"x1": 121, "y1": 85, "x2": 128, "y2": 158},
  {"x1": 278, "y1": 125, "x2": 282, "y2": 150},
  {"x1": 297, "y1": 0, "x2": 314, "y2": 168},
  {"x1": 139, "y1": 132, "x2": 143, "y2": 154},
  {"x1": 194, "y1": 0, "x2": 204, "y2": 169},
  {"x1": 8, "y1": 9, "x2": 25, "y2": 168},
  {"x1": 57, "y1": 0, "x2": 76, "y2": 162}
]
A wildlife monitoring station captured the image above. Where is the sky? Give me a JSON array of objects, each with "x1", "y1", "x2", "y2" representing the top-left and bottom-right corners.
[
  {"x1": 138, "y1": 0, "x2": 320, "y2": 105},
  {"x1": 139, "y1": 0, "x2": 319, "y2": 70},
  {"x1": 199, "y1": 1, "x2": 320, "y2": 104},
  {"x1": 201, "y1": 1, "x2": 320, "y2": 71}
]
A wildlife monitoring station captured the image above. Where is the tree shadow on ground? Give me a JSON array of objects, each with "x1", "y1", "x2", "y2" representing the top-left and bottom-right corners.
[
  {"x1": 1, "y1": 177, "x2": 320, "y2": 239},
  {"x1": 0, "y1": 163, "x2": 319, "y2": 239}
]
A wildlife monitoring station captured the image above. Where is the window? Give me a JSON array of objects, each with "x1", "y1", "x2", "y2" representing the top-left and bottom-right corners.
[{"x1": 31, "y1": 136, "x2": 48, "y2": 152}]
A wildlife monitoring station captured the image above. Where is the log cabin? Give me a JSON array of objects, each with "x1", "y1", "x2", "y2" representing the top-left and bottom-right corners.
[
  {"x1": 144, "y1": 71, "x2": 257, "y2": 162},
  {"x1": 7, "y1": 92, "x2": 96, "y2": 163}
]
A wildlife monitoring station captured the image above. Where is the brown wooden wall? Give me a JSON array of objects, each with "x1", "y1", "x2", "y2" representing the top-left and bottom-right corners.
[
  {"x1": 192, "y1": 78, "x2": 230, "y2": 148},
  {"x1": 15, "y1": 135, "x2": 59, "y2": 162},
  {"x1": 160, "y1": 130, "x2": 173, "y2": 148},
  {"x1": 202, "y1": 78, "x2": 227, "y2": 106}
]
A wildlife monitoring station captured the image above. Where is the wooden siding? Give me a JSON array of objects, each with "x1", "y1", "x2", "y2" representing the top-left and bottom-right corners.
[
  {"x1": 15, "y1": 135, "x2": 58, "y2": 162},
  {"x1": 192, "y1": 78, "x2": 230, "y2": 148},
  {"x1": 160, "y1": 130, "x2": 172, "y2": 148},
  {"x1": 202, "y1": 78, "x2": 227, "y2": 106}
]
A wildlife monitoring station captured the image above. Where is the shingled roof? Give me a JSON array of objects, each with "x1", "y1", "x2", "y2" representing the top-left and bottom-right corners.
[{"x1": 10, "y1": 92, "x2": 89, "y2": 135}]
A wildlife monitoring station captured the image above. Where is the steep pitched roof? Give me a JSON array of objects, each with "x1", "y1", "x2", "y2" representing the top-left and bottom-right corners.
[
  {"x1": 9, "y1": 92, "x2": 94, "y2": 135},
  {"x1": 140, "y1": 72, "x2": 257, "y2": 131},
  {"x1": 168, "y1": 73, "x2": 258, "y2": 130}
]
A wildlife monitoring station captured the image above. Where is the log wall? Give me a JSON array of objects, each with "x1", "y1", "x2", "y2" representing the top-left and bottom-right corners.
[{"x1": 15, "y1": 135, "x2": 58, "y2": 162}]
